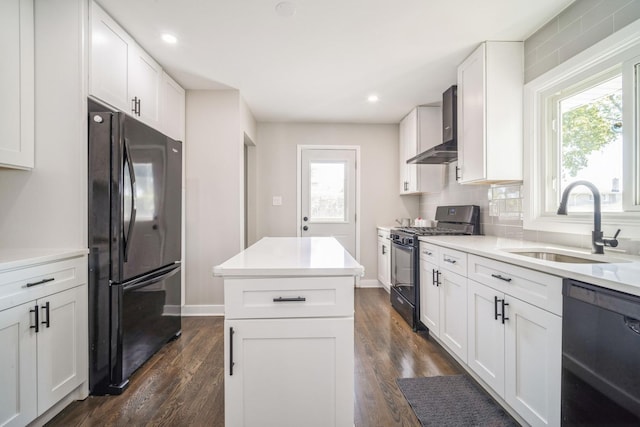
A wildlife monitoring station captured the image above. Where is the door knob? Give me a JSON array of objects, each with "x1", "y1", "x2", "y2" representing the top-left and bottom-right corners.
[
  {"x1": 303, "y1": 216, "x2": 309, "y2": 221},
  {"x1": 303, "y1": 226, "x2": 308, "y2": 231}
]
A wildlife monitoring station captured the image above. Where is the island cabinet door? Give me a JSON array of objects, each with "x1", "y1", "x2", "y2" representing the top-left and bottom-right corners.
[{"x1": 225, "y1": 317, "x2": 354, "y2": 427}]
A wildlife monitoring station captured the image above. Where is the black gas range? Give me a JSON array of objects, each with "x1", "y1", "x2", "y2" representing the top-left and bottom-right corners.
[{"x1": 390, "y1": 205, "x2": 480, "y2": 330}]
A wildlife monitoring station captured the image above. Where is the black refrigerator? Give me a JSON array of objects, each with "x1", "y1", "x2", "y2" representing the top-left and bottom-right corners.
[{"x1": 88, "y1": 99, "x2": 182, "y2": 395}]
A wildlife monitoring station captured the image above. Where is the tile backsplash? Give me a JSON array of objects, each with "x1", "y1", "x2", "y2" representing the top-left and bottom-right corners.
[
  {"x1": 418, "y1": 163, "x2": 640, "y2": 255},
  {"x1": 418, "y1": 164, "x2": 523, "y2": 238}
]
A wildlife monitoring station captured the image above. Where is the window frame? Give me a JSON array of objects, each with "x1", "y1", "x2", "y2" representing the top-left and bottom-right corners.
[{"x1": 523, "y1": 19, "x2": 640, "y2": 238}]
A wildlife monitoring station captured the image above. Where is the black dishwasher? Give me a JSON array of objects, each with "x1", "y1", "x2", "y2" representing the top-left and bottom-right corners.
[{"x1": 562, "y1": 278, "x2": 640, "y2": 425}]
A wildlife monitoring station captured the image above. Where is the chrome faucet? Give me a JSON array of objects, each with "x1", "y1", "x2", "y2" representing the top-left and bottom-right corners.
[{"x1": 557, "y1": 180, "x2": 620, "y2": 254}]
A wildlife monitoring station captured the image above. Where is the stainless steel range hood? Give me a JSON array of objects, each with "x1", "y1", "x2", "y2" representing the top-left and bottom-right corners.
[
  {"x1": 407, "y1": 85, "x2": 457, "y2": 165},
  {"x1": 406, "y1": 140, "x2": 457, "y2": 164}
]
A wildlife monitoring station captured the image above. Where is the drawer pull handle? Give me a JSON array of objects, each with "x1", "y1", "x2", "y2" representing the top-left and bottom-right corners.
[
  {"x1": 423, "y1": 250, "x2": 433, "y2": 256},
  {"x1": 26, "y1": 277, "x2": 55, "y2": 287},
  {"x1": 491, "y1": 274, "x2": 512, "y2": 282},
  {"x1": 444, "y1": 258, "x2": 457, "y2": 264},
  {"x1": 273, "y1": 296, "x2": 306, "y2": 302}
]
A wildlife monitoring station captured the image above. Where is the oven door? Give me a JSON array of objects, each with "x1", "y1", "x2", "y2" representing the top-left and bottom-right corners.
[{"x1": 391, "y1": 241, "x2": 416, "y2": 305}]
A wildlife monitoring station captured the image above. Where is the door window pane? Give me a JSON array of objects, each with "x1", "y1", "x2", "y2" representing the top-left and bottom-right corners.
[
  {"x1": 558, "y1": 74, "x2": 623, "y2": 212},
  {"x1": 309, "y1": 161, "x2": 346, "y2": 222}
]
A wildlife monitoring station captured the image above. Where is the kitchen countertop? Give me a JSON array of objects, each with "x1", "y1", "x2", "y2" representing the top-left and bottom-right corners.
[
  {"x1": 0, "y1": 248, "x2": 89, "y2": 272},
  {"x1": 419, "y1": 235, "x2": 640, "y2": 297},
  {"x1": 377, "y1": 226, "x2": 395, "y2": 232},
  {"x1": 213, "y1": 237, "x2": 364, "y2": 277}
]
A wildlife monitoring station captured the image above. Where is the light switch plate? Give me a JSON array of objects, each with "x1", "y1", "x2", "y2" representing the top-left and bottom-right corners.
[{"x1": 272, "y1": 196, "x2": 282, "y2": 206}]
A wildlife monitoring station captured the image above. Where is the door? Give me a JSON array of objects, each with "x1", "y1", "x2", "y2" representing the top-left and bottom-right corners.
[
  {"x1": 467, "y1": 280, "x2": 505, "y2": 397},
  {"x1": 390, "y1": 242, "x2": 415, "y2": 304},
  {"x1": 128, "y1": 44, "x2": 161, "y2": 127},
  {"x1": 299, "y1": 148, "x2": 357, "y2": 257},
  {"x1": 419, "y1": 259, "x2": 440, "y2": 336},
  {"x1": 505, "y1": 297, "x2": 561, "y2": 427},
  {"x1": 89, "y1": 1, "x2": 130, "y2": 111},
  {"x1": 439, "y1": 270, "x2": 468, "y2": 363},
  {"x1": 37, "y1": 286, "x2": 88, "y2": 415},
  {"x1": 0, "y1": 301, "x2": 37, "y2": 427},
  {"x1": 225, "y1": 317, "x2": 354, "y2": 427},
  {"x1": 120, "y1": 115, "x2": 182, "y2": 281},
  {"x1": 457, "y1": 43, "x2": 486, "y2": 183},
  {"x1": 114, "y1": 265, "x2": 181, "y2": 385},
  {"x1": 376, "y1": 235, "x2": 390, "y2": 290}
]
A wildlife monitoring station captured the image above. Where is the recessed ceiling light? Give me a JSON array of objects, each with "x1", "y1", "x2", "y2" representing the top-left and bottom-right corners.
[
  {"x1": 161, "y1": 33, "x2": 178, "y2": 44},
  {"x1": 367, "y1": 95, "x2": 379, "y2": 103},
  {"x1": 275, "y1": 1, "x2": 296, "y2": 17}
]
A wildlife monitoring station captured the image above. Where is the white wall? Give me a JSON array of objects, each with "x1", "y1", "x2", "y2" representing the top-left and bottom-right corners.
[
  {"x1": 256, "y1": 122, "x2": 420, "y2": 281},
  {"x1": 185, "y1": 90, "x2": 255, "y2": 309},
  {"x1": 0, "y1": 0, "x2": 87, "y2": 249}
]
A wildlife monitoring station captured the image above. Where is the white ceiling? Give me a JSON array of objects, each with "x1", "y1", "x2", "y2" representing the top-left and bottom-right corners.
[{"x1": 96, "y1": 0, "x2": 574, "y2": 123}]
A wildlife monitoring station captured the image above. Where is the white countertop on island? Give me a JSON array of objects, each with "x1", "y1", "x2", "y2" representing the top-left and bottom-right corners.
[
  {"x1": 213, "y1": 237, "x2": 364, "y2": 277},
  {"x1": 0, "y1": 248, "x2": 89, "y2": 272},
  {"x1": 419, "y1": 235, "x2": 640, "y2": 297}
]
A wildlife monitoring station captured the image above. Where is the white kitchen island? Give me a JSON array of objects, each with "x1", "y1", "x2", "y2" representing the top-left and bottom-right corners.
[{"x1": 213, "y1": 237, "x2": 364, "y2": 427}]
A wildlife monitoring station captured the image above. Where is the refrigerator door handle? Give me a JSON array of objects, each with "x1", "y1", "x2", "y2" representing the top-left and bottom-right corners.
[
  {"x1": 121, "y1": 264, "x2": 180, "y2": 292},
  {"x1": 123, "y1": 138, "x2": 137, "y2": 263}
]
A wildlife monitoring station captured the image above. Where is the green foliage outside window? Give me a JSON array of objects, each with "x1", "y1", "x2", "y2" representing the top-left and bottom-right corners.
[{"x1": 561, "y1": 93, "x2": 622, "y2": 179}]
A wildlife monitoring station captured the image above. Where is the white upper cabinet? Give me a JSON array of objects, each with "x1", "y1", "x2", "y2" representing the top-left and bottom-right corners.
[
  {"x1": 89, "y1": 2, "x2": 130, "y2": 112},
  {"x1": 89, "y1": 1, "x2": 179, "y2": 132},
  {"x1": 159, "y1": 71, "x2": 186, "y2": 141},
  {"x1": 399, "y1": 106, "x2": 445, "y2": 195},
  {"x1": 128, "y1": 45, "x2": 162, "y2": 128},
  {"x1": 0, "y1": 0, "x2": 34, "y2": 170},
  {"x1": 457, "y1": 41, "x2": 523, "y2": 184}
]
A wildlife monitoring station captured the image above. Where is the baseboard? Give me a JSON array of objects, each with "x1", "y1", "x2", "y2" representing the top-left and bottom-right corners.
[
  {"x1": 181, "y1": 304, "x2": 225, "y2": 316},
  {"x1": 163, "y1": 304, "x2": 182, "y2": 316},
  {"x1": 358, "y1": 279, "x2": 382, "y2": 288}
]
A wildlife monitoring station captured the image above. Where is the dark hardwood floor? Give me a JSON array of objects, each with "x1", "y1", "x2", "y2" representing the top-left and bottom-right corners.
[{"x1": 48, "y1": 288, "x2": 461, "y2": 427}]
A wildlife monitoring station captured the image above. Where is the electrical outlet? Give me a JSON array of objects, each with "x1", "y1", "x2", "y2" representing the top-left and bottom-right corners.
[{"x1": 272, "y1": 196, "x2": 282, "y2": 206}]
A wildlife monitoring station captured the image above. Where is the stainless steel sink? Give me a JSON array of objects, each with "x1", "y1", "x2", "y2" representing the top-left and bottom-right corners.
[
  {"x1": 502, "y1": 248, "x2": 630, "y2": 264},
  {"x1": 509, "y1": 251, "x2": 607, "y2": 264}
]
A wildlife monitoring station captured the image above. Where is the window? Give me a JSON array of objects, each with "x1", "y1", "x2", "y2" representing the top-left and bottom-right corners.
[
  {"x1": 309, "y1": 161, "x2": 347, "y2": 222},
  {"x1": 524, "y1": 21, "x2": 640, "y2": 237},
  {"x1": 549, "y1": 70, "x2": 623, "y2": 213}
]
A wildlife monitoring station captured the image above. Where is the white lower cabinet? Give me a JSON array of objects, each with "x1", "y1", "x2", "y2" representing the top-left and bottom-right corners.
[
  {"x1": 504, "y1": 296, "x2": 561, "y2": 427},
  {"x1": 225, "y1": 317, "x2": 353, "y2": 427},
  {"x1": 36, "y1": 285, "x2": 88, "y2": 413},
  {"x1": 0, "y1": 285, "x2": 87, "y2": 426},
  {"x1": 439, "y1": 269, "x2": 467, "y2": 363},
  {"x1": 418, "y1": 242, "x2": 468, "y2": 358},
  {"x1": 0, "y1": 301, "x2": 37, "y2": 427},
  {"x1": 466, "y1": 273, "x2": 561, "y2": 427},
  {"x1": 377, "y1": 229, "x2": 390, "y2": 291},
  {"x1": 223, "y1": 274, "x2": 354, "y2": 427},
  {"x1": 420, "y1": 242, "x2": 562, "y2": 427},
  {"x1": 0, "y1": 253, "x2": 88, "y2": 427},
  {"x1": 467, "y1": 280, "x2": 505, "y2": 396},
  {"x1": 419, "y1": 256, "x2": 439, "y2": 336}
]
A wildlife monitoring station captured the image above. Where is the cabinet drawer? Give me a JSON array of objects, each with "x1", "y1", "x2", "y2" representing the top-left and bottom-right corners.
[
  {"x1": 419, "y1": 242, "x2": 439, "y2": 263},
  {"x1": 0, "y1": 256, "x2": 87, "y2": 312},
  {"x1": 439, "y1": 247, "x2": 467, "y2": 276},
  {"x1": 377, "y1": 228, "x2": 390, "y2": 240},
  {"x1": 468, "y1": 254, "x2": 562, "y2": 315},
  {"x1": 224, "y1": 276, "x2": 354, "y2": 319}
]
